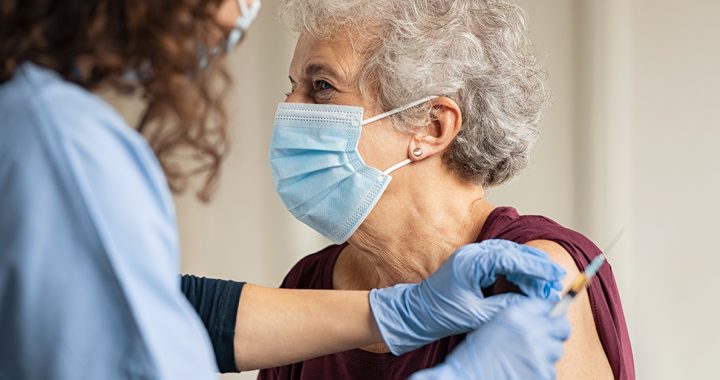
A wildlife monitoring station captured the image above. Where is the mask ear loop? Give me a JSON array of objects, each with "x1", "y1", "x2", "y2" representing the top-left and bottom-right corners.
[
  {"x1": 383, "y1": 159, "x2": 413, "y2": 175},
  {"x1": 238, "y1": 0, "x2": 249, "y2": 15},
  {"x1": 366, "y1": 96, "x2": 439, "y2": 176},
  {"x1": 236, "y1": 0, "x2": 262, "y2": 30},
  {"x1": 362, "y1": 96, "x2": 438, "y2": 126},
  {"x1": 227, "y1": 0, "x2": 262, "y2": 51}
]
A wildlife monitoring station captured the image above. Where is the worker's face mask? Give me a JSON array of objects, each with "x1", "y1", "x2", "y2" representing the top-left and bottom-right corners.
[
  {"x1": 269, "y1": 97, "x2": 436, "y2": 244},
  {"x1": 200, "y1": 0, "x2": 262, "y2": 68}
]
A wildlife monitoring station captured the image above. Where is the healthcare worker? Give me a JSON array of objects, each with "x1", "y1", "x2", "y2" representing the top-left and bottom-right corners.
[{"x1": 0, "y1": 1, "x2": 570, "y2": 379}]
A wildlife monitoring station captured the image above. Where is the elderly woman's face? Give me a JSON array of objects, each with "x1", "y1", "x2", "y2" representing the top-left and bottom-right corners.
[{"x1": 285, "y1": 33, "x2": 413, "y2": 174}]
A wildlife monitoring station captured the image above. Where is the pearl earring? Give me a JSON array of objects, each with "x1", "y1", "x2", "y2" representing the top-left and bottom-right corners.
[{"x1": 413, "y1": 148, "x2": 424, "y2": 157}]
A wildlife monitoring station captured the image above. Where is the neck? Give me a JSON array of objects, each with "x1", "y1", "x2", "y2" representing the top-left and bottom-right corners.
[{"x1": 336, "y1": 171, "x2": 494, "y2": 289}]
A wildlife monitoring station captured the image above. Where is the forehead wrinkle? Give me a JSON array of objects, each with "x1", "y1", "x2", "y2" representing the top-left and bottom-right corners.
[
  {"x1": 289, "y1": 31, "x2": 373, "y2": 91},
  {"x1": 311, "y1": 32, "x2": 365, "y2": 78}
]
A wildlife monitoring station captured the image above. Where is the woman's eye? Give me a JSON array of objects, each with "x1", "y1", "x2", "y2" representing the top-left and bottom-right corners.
[{"x1": 312, "y1": 80, "x2": 335, "y2": 92}]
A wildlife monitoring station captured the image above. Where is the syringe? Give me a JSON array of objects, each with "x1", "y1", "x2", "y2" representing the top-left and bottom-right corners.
[
  {"x1": 549, "y1": 254, "x2": 606, "y2": 317},
  {"x1": 548, "y1": 231, "x2": 623, "y2": 317}
]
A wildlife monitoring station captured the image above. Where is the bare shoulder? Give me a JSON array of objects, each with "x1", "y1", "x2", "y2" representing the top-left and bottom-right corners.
[
  {"x1": 525, "y1": 240, "x2": 614, "y2": 380},
  {"x1": 525, "y1": 240, "x2": 580, "y2": 279}
]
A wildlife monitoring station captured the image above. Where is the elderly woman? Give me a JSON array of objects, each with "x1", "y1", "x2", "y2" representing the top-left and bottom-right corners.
[{"x1": 261, "y1": 0, "x2": 634, "y2": 380}]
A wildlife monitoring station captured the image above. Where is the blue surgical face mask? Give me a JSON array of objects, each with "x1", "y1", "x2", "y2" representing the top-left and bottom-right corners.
[
  {"x1": 269, "y1": 97, "x2": 437, "y2": 244},
  {"x1": 200, "y1": 0, "x2": 262, "y2": 68}
]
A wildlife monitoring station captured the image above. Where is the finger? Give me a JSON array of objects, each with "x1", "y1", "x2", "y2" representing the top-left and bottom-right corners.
[
  {"x1": 537, "y1": 363, "x2": 558, "y2": 380},
  {"x1": 494, "y1": 260, "x2": 565, "y2": 299},
  {"x1": 494, "y1": 253, "x2": 567, "y2": 283},
  {"x1": 506, "y1": 297, "x2": 552, "y2": 316},
  {"x1": 545, "y1": 339, "x2": 566, "y2": 363},
  {"x1": 506, "y1": 273, "x2": 563, "y2": 300},
  {"x1": 546, "y1": 315, "x2": 572, "y2": 341},
  {"x1": 459, "y1": 241, "x2": 565, "y2": 290},
  {"x1": 514, "y1": 242, "x2": 551, "y2": 259},
  {"x1": 478, "y1": 293, "x2": 528, "y2": 322}
]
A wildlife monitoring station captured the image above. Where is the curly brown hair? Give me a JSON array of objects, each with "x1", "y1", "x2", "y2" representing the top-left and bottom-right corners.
[{"x1": 0, "y1": 0, "x2": 235, "y2": 201}]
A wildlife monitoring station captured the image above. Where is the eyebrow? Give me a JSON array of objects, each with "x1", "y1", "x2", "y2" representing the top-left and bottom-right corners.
[
  {"x1": 288, "y1": 62, "x2": 349, "y2": 87},
  {"x1": 305, "y1": 63, "x2": 341, "y2": 80}
]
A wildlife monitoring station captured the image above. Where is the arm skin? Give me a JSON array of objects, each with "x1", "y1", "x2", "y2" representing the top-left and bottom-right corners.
[
  {"x1": 525, "y1": 240, "x2": 614, "y2": 380},
  {"x1": 232, "y1": 285, "x2": 383, "y2": 371}
]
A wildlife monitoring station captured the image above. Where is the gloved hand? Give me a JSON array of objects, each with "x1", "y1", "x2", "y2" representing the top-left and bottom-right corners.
[
  {"x1": 369, "y1": 239, "x2": 565, "y2": 355},
  {"x1": 408, "y1": 299, "x2": 571, "y2": 380}
]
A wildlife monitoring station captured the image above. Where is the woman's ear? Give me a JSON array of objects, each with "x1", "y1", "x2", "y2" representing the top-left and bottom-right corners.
[{"x1": 407, "y1": 97, "x2": 462, "y2": 162}]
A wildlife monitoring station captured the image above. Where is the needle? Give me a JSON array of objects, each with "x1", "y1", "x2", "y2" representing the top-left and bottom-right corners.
[
  {"x1": 548, "y1": 229, "x2": 624, "y2": 317},
  {"x1": 601, "y1": 230, "x2": 625, "y2": 260}
]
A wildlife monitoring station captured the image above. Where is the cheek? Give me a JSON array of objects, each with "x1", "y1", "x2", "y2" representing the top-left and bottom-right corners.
[{"x1": 357, "y1": 122, "x2": 408, "y2": 170}]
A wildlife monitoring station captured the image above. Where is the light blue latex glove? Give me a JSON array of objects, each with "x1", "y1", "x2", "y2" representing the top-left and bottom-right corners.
[
  {"x1": 409, "y1": 299, "x2": 571, "y2": 380},
  {"x1": 369, "y1": 239, "x2": 565, "y2": 355}
]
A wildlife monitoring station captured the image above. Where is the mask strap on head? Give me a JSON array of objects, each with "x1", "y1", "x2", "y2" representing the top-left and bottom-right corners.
[
  {"x1": 238, "y1": 0, "x2": 249, "y2": 16},
  {"x1": 227, "y1": 0, "x2": 262, "y2": 51},
  {"x1": 362, "y1": 96, "x2": 439, "y2": 126},
  {"x1": 236, "y1": 0, "x2": 261, "y2": 30}
]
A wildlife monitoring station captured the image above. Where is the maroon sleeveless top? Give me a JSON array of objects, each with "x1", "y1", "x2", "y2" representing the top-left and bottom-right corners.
[{"x1": 258, "y1": 207, "x2": 635, "y2": 380}]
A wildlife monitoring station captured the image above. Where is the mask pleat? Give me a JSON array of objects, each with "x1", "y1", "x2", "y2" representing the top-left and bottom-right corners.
[
  {"x1": 298, "y1": 170, "x2": 390, "y2": 243},
  {"x1": 276, "y1": 164, "x2": 357, "y2": 211},
  {"x1": 270, "y1": 150, "x2": 351, "y2": 180},
  {"x1": 288, "y1": 167, "x2": 378, "y2": 218},
  {"x1": 270, "y1": 126, "x2": 357, "y2": 153}
]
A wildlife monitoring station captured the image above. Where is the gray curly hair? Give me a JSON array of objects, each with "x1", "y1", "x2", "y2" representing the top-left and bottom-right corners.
[{"x1": 280, "y1": 0, "x2": 548, "y2": 187}]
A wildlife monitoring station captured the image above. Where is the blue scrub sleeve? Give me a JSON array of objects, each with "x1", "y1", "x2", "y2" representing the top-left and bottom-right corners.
[{"x1": 181, "y1": 275, "x2": 246, "y2": 373}]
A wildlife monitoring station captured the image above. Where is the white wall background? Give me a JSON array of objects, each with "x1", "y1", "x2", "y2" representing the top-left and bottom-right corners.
[
  {"x1": 172, "y1": 1, "x2": 720, "y2": 379},
  {"x1": 629, "y1": 1, "x2": 720, "y2": 378}
]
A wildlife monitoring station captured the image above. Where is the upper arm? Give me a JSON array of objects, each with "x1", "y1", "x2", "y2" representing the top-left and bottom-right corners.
[{"x1": 525, "y1": 240, "x2": 613, "y2": 380}]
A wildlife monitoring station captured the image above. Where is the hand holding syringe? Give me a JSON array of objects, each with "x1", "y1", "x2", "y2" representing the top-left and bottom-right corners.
[{"x1": 549, "y1": 231, "x2": 623, "y2": 317}]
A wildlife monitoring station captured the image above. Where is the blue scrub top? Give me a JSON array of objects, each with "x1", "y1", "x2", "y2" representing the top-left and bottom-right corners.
[{"x1": 0, "y1": 63, "x2": 218, "y2": 379}]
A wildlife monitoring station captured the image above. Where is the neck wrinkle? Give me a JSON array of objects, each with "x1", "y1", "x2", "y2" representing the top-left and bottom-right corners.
[{"x1": 339, "y1": 187, "x2": 493, "y2": 289}]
